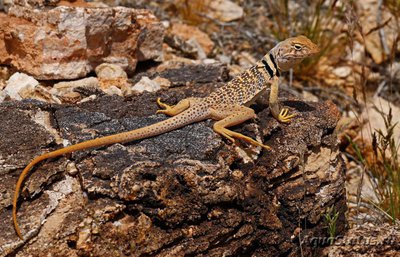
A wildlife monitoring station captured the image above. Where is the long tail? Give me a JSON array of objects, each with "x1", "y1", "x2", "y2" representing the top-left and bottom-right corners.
[{"x1": 13, "y1": 108, "x2": 208, "y2": 239}]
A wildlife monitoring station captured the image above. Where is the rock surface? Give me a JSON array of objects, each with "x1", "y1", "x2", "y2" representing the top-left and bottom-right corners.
[
  {"x1": 132, "y1": 76, "x2": 161, "y2": 93},
  {"x1": 0, "y1": 5, "x2": 164, "y2": 80},
  {"x1": 0, "y1": 83, "x2": 345, "y2": 256},
  {"x1": 1, "y1": 72, "x2": 39, "y2": 101},
  {"x1": 95, "y1": 63, "x2": 131, "y2": 96},
  {"x1": 133, "y1": 62, "x2": 230, "y2": 87},
  {"x1": 50, "y1": 77, "x2": 100, "y2": 103},
  {"x1": 168, "y1": 23, "x2": 215, "y2": 57},
  {"x1": 1, "y1": 72, "x2": 61, "y2": 103},
  {"x1": 208, "y1": 0, "x2": 244, "y2": 22},
  {"x1": 323, "y1": 223, "x2": 400, "y2": 256}
]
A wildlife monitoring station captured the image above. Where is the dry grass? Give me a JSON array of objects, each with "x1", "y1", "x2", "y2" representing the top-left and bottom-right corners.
[
  {"x1": 344, "y1": 0, "x2": 400, "y2": 224},
  {"x1": 265, "y1": 0, "x2": 348, "y2": 79}
]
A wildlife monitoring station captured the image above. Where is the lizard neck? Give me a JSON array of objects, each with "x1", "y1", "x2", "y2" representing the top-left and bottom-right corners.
[{"x1": 257, "y1": 51, "x2": 281, "y2": 79}]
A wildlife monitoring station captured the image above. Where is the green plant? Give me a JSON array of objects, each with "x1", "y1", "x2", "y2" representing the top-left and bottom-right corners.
[{"x1": 323, "y1": 206, "x2": 339, "y2": 245}]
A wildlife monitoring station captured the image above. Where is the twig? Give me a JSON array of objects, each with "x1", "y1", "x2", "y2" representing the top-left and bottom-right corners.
[
  {"x1": 303, "y1": 86, "x2": 358, "y2": 105},
  {"x1": 377, "y1": 0, "x2": 390, "y2": 55},
  {"x1": 365, "y1": 17, "x2": 392, "y2": 36},
  {"x1": 373, "y1": 81, "x2": 386, "y2": 99}
]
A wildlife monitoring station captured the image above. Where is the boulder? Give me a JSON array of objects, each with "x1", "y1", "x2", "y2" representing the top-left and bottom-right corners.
[
  {"x1": 0, "y1": 5, "x2": 164, "y2": 80},
  {"x1": 0, "y1": 86, "x2": 346, "y2": 256}
]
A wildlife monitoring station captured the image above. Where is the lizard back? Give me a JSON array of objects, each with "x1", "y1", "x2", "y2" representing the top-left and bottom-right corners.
[{"x1": 205, "y1": 53, "x2": 279, "y2": 106}]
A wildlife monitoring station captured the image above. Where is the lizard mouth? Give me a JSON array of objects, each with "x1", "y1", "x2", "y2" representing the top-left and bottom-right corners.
[
  {"x1": 283, "y1": 51, "x2": 319, "y2": 59},
  {"x1": 280, "y1": 55, "x2": 309, "y2": 60}
]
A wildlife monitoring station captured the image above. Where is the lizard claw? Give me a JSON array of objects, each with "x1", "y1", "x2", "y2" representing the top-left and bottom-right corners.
[
  {"x1": 278, "y1": 108, "x2": 296, "y2": 123},
  {"x1": 156, "y1": 98, "x2": 166, "y2": 108},
  {"x1": 156, "y1": 98, "x2": 174, "y2": 115},
  {"x1": 156, "y1": 109, "x2": 167, "y2": 114}
]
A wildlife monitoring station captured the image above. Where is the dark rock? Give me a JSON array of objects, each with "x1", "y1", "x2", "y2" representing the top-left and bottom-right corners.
[
  {"x1": 0, "y1": 88, "x2": 345, "y2": 256},
  {"x1": 132, "y1": 63, "x2": 230, "y2": 86},
  {"x1": 323, "y1": 223, "x2": 400, "y2": 256}
]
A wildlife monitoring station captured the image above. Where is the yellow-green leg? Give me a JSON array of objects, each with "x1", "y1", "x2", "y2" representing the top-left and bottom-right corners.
[
  {"x1": 156, "y1": 98, "x2": 190, "y2": 116},
  {"x1": 269, "y1": 78, "x2": 296, "y2": 123},
  {"x1": 211, "y1": 105, "x2": 271, "y2": 150}
]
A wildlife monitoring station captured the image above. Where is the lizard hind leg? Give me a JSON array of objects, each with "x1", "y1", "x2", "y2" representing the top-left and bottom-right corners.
[
  {"x1": 156, "y1": 98, "x2": 191, "y2": 116},
  {"x1": 211, "y1": 105, "x2": 271, "y2": 150}
]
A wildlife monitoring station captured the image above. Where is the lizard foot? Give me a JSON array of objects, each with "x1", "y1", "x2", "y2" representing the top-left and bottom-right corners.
[
  {"x1": 216, "y1": 127, "x2": 271, "y2": 150},
  {"x1": 156, "y1": 98, "x2": 174, "y2": 115},
  {"x1": 156, "y1": 98, "x2": 191, "y2": 116},
  {"x1": 234, "y1": 133, "x2": 271, "y2": 150},
  {"x1": 278, "y1": 108, "x2": 296, "y2": 123}
]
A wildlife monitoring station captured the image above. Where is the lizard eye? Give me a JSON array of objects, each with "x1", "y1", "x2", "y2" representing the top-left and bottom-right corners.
[{"x1": 293, "y1": 44, "x2": 302, "y2": 50}]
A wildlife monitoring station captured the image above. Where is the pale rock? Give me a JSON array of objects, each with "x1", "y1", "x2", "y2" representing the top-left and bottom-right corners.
[
  {"x1": 2, "y1": 72, "x2": 39, "y2": 100},
  {"x1": 163, "y1": 36, "x2": 198, "y2": 59},
  {"x1": 237, "y1": 52, "x2": 257, "y2": 70},
  {"x1": 0, "y1": 66, "x2": 10, "y2": 81},
  {"x1": 103, "y1": 85, "x2": 123, "y2": 96},
  {"x1": 360, "y1": 97, "x2": 400, "y2": 155},
  {"x1": 155, "y1": 58, "x2": 197, "y2": 73},
  {"x1": 358, "y1": 0, "x2": 398, "y2": 64},
  {"x1": 345, "y1": 41, "x2": 365, "y2": 64},
  {"x1": 100, "y1": 78, "x2": 132, "y2": 96},
  {"x1": 217, "y1": 54, "x2": 232, "y2": 64},
  {"x1": 302, "y1": 91, "x2": 319, "y2": 102},
  {"x1": 0, "y1": 67, "x2": 7, "y2": 91},
  {"x1": 153, "y1": 76, "x2": 171, "y2": 89},
  {"x1": 229, "y1": 64, "x2": 244, "y2": 77},
  {"x1": 391, "y1": 62, "x2": 400, "y2": 82},
  {"x1": 132, "y1": 76, "x2": 161, "y2": 93},
  {"x1": 161, "y1": 20, "x2": 170, "y2": 29},
  {"x1": 2, "y1": 0, "x2": 13, "y2": 11},
  {"x1": 61, "y1": 91, "x2": 82, "y2": 103},
  {"x1": 95, "y1": 63, "x2": 128, "y2": 79},
  {"x1": 208, "y1": 0, "x2": 244, "y2": 22},
  {"x1": 367, "y1": 71, "x2": 382, "y2": 83},
  {"x1": 187, "y1": 38, "x2": 207, "y2": 60},
  {"x1": 332, "y1": 66, "x2": 352, "y2": 78},
  {"x1": 13, "y1": 0, "x2": 61, "y2": 8},
  {"x1": 78, "y1": 94, "x2": 97, "y2": 103},
  {"x1": 1, "y1": 72, "x2": 61, "y2": 103},
  {"x1": 202, "y1": 58, "x2": 217, "y2": 65},
  {"x1": 32, "y1": 85, "x2": 62, "y2": 103},
  {"x1": 51, "y1": 77, "x2": 100, "y2": 97},
  {"x1": 0, "y1": 80, "x2": 5, "y2": 92},
  {"x1": 95, "y1": 63, "x2": 131, "y2": 96},
  {"x1": 0, "y1": 6, "x2": 164, "y2": 80},
  {"x1": 170, "y1": 23, "x2": 214, "y2": 56}
]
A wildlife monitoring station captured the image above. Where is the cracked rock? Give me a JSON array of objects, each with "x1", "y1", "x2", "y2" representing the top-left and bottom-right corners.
[{"x1": 0, "y1": 86, "x2": 345, "y2": 256}]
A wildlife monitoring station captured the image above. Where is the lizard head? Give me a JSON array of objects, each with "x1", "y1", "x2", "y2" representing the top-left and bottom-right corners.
[{"x1": 271, "y1": 35, "x2": 320, "y2": 71}]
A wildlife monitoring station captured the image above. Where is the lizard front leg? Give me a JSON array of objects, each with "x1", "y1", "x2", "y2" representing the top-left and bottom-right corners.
[
  {"x1": 211, "y1": 105, "x2": 271, "y2": 149},
  {"x1": 269, "y1": 77, "x2": 296, "y2": 123}
]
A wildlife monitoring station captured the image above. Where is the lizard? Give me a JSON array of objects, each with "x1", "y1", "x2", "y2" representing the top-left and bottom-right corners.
[{"x1": 12, "y1": 35, "x2": 319, "y2": 240}]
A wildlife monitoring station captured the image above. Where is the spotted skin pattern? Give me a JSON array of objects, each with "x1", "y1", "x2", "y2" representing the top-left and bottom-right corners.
[{"x1": 12, "y1": 36, "x2": 319, "y2": 240}]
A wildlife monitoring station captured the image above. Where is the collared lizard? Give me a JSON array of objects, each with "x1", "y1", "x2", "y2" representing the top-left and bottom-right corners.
[{"x1": 13, "y1": 35, "x2": 319, "y2": 239}]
